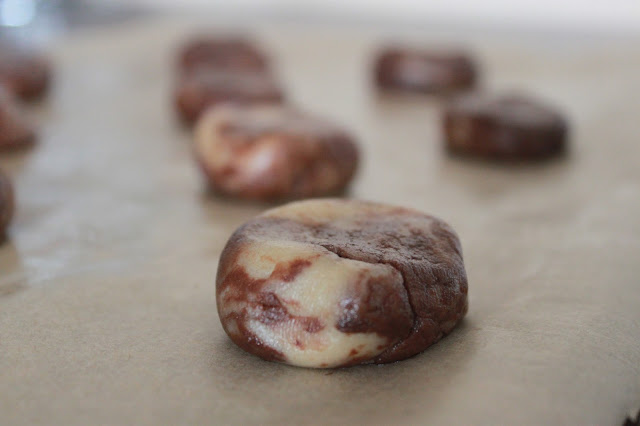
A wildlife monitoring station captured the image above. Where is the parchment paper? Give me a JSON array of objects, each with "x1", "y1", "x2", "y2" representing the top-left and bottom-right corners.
[{"x1": 1, "y1": 18, "x2": 639, "y2": 425}]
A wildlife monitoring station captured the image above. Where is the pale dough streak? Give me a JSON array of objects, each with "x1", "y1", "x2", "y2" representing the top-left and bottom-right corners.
[{"x1": 221, "y1": 239, "x2": 400, "y2": 368}]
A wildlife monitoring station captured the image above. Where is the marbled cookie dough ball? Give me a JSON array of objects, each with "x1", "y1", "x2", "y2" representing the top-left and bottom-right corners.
[
  {"x1": 375, "y1": 48, "x2": 477, "y2": 94},
  {"x1": 0, "y1": 168, "x2": 14, "y2": 239},
  {"x1": 0, "y1": 44, "x2": 50, "y2": 101},
  {"x1": 178, "y1": 37, "x2": 268, "y2": 74},
  {"x1": 174, "y1": 69, "x2": 284, "y2": 125},
  {"x1": 216, "y1": 199, "x2": 468, "y2": 368},
  {"x1": 444, "y1": 93, "x2": 567, "y2": 160},
  {"x1": 194, "y1": 105, "x2": 359, "y2": 201},
  {"x1": 0, "y1": 86, "x2": 36, "y2": 150}
]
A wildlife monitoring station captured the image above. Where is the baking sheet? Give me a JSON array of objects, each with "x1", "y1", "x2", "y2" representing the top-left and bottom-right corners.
[{"x1": 1, "y1": 18, "x2": 639, "y2": 425}]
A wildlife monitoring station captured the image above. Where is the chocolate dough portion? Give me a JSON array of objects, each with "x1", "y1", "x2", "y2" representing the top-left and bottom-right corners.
[
  {"x1": 0, "y1": 168, "x2": 14, "y2": 239},
  {"x1": 0, "y1": 44, "x2": 50, "y2": 101},
  {"x1": 216, "y1": 199, "x2": 468, "y2": 367},
  {"x1": 194, "y1": 105, "x2": 359, "y2": 201},
  {"x1": 174, "y1": 69, "x2": 284, "y2": 125},
  {"x1": 178, "y1": 37, "x2": 269, "y2": 73},
  {"x1": 444, "y1": 93, "x2": 568, "y2": 160},
  {"x1": 375, "y1": 48, "x2": 477, "y2": 94},
  {"x1": 0, "y1": 87, "x2": 36, "y2": 150}
]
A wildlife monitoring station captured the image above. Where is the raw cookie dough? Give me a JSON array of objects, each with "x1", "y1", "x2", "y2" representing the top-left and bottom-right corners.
[
  {"x1": 375, "y1": 48, "x2": 477, "y2": 94},
  {"x1": 444, "y1": 93, "x2": 568, "y2": 160},
  {"x1": 0, "y1": 86, "x2": 36, "y2": 150},
  {"x1": 194, "y1": 105, "x2": 359, "y2": 201},
  {"x1": 0, "y1": 168, "x2": 14, "y2": 239},
  {"x1": 216, "y1": 199, "x2": 468, "y2": 368},
  {"x1": 174, "y1": 69, "x2": 284, "y2": 125},
  {"x1": 0, "y1": 44, "x2": 50, "y2": 101},
  {"x1": 178, "y1": 37, "x2": 268, "y2": 73}
]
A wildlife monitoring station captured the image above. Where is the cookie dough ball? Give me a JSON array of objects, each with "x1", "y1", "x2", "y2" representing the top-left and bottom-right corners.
[
  {"x1": 0, "y1": 45, "x2": 50, "y2": 101},
  {"x1": 217, "y1": 199, "x2": 468, "y2": 368},
  {"x1": 0, "y1": 169, "x2": 14, "y2": 239},
  {"x1": 444, "y1": 93, "x2": 567, "y2": 160},
  {"x1": 0, "y1": 87, "x2": 36, "y2": 150},
  {"x1": 174, "y1": 69, "x2": 284, "y2": 125},
  {"x1": 194, "y1": 105, "x2": 359, "y2": 201},
  {"x1": 375, "y1": 48, "x2": 477, "y2": 94},
  {"x1": 178, "y1": 37, "x2": 268, "y2": 73}
]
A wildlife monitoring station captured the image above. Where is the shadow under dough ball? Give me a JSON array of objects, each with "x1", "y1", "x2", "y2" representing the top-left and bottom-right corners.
[
  {"x1": 177, "y1": 36, "x2": 269, "y2": 73},
  {"x1": 0, "y1": 87, "x2": 36, "y2": 150},
  {"x1": 174, "y1": 69, "x2": 284, "y2": 125},
  {"x1": 375, "y1": 48, "x2": 477, "y2": 94},
  {"x1": 444, "y1": 93, "x2": 568, "y2": 160},
  {"x1": 216, "y1": 199, "x2": 469, "y2": 368},
  {"x1": 0, "y1": 169, "x2": 15, "y2": 239},
  {"x1": 0, "y1": 45, "x2": 50, "y2": 101},
  {"x1": 194, "y1": 105, "x2": 359, "y2": 201}
]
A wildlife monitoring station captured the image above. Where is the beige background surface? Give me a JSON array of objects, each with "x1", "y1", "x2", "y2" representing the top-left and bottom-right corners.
[{"x1": 1, "y1": 18, "x2": 639, "y2": 425}]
